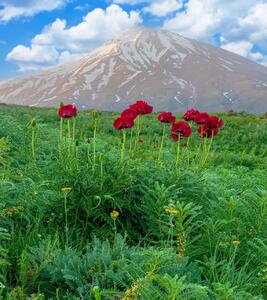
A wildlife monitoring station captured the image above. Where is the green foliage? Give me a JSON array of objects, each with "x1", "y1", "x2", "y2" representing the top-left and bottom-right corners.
[
  {"x1": 0, "y1": 105, "x2": 266, "y2": 299},
  {"x1": 138, "y1": 274, "x2": 209, "y2": 300},
  {"x1": 0, "y1": 227, "x2": 10, "y2": 287}
]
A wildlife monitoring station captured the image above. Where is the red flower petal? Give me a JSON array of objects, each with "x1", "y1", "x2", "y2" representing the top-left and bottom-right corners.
[
  {"x1": 158, "y1": 112, "x2": 176, "y2": 123},
  {"x1": 171, "y1": 121, "x2": 192, "y2": 138},
  {"x1": 113, "y1": 116, "x2": 134, "y2": 130},
  {"x1": 58, "y1": 104, "x2": 77, "y2": 118},
  {"x1": 182, "y1": 109, "x2": 200, "y2": 122},
  {"x1": 195, "y1": 112, "x2": 210, "y2": 125},
  {"x1": 129, "y1": 100, "x2": 153, "y2": 115},
  {"x1": 206, "y1": 116, "x2": 223, "y2": 129},
  {"x1": 197, "y1": 125, "x2": 218, "y2": 138},
  {"x1": 170, "y1": 133, "x2": 179, "y2": 141},
  {"x1": 121, "y1": 108, "x2": 137, "y2": 120}
]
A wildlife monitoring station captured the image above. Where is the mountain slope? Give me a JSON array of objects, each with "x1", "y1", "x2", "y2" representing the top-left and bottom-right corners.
[{"x1": 1, "y1": 28, "x2": 267, "y2": 113}]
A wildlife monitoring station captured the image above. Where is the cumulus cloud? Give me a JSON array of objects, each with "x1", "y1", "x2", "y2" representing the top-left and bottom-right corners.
[
  {"x1": 113, "y1": 0, "x2": 182, "y2": 16},
  {"x1": 32, "y1": 5, "x2": 141, "y2": 52},
  {"x1": 164, "y1": 0, "x2": 222, "y2": 39},
  {"x1": 6, "y1": 4, "x2": 141, "y2": 71},
  {"x1": 5, "y1": 0, "x2": 267, "y2": 72},
  {"x1": 7, "y1": 44, "x2": 59, "y2": 63},
  {"x1": 0, "y1": 0, "x2": 70, "y2": 22},
  {"x1": 143, "y1": 0, "x2": 182, "y2": 17},
  {"x1": 229, "y1": 3, "x2": 267, "y2": 51},
  {"x1": 222, "y1": 41, "x2": 263, "y2": 61},
  {"x1": 163, "y1": 0, "x2": 267, "y2": 66}
]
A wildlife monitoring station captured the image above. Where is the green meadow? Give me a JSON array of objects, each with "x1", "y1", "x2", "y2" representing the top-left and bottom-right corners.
[{"x1": 0, "y1": 105, "x2": 267, "y2": 299}]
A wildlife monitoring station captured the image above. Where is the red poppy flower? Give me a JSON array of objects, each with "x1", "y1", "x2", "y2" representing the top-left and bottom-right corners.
[
  {"x1": 58, "y1": 104, "x2": 77, "y2": 118},
  {"x1": 121, "y1": 108, "x2": 137, "y2": 120},
  {"x1": 182, "y1": 109, "x2": 200, "y2": 122},
  {"x1": 171, "y1": 121, "x2": 192, "y2": 139},
  {"x1": 158, "y1": 112, "x2": 176, "y2": 124},
  {"x1": 129, "y1": 100, "x2": 153, "y2": 115},
  {"x1": 113, "y1": 116, "x2": 134, "y2": 130},
  {"x1": 194, "y1": 112, "x2": 210, "y2": 125},
  {"x1": 170, "y1": 133, "x2": 180, "y2": 141},
  {"x1": 198, "y1": 125, "x2": 218, "y2": 139},
  {"x1": 207, "y1": 116, "x2": 223, "y2": 129}
]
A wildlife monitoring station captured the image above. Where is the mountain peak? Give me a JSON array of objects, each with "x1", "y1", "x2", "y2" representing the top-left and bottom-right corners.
[{"x1": 0, "y1": 28, "x2": 267, "y2": 113}]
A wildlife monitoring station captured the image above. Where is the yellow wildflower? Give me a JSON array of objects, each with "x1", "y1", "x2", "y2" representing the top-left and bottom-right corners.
[
  {"x1": 232, "y1": 240, "x2": 240, "y2": 246},
  {"x1": 165, "y1": 208, "x2": 178, "y2": 215},
  {"x1": 61, "y1": 187, "x2": 72, "y2": 193},
  {"x1": 123, "y1": 279, "x2": 142, "y2": 300},
  {"x1": 110, "y1": 210, "x2": 119, "y2": 219}
]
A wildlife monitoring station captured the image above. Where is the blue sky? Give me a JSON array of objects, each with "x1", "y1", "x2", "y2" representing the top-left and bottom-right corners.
[{"x1": 0, "y1": 0, "x2": 267, "y2": 80}]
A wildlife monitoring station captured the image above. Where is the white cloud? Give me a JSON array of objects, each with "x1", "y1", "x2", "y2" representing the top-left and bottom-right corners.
[
  {"x1": 143, "y1": 0, "x2": 182, "y2": 17},
  {"x1": 233, "y1": 3, "x2": 267, "y2": 51},
  {"x1": 6, "y1": 4, "x2": 141, "y2": 71},
  {"x1": 222, "y1": 41, "x2": 254, "y2": 57},
  {"x1": 5, "y1": 0, "x2": 267, "y2": 72},
  {"x1": 0, "y1": 0, "x2": 70, "y2": 22},
  {"x1": 113, "y1": 0, "x2": 147, "y2": 4},
  {"x1": 74, "y1": 4, "x2": 90, "y2": 11},
  {"x1": 222, "y1": 41, "x2": 263, "y2": 61},
  {"x1": 113, "y1": 0, "x2": 183, "y2": 16},
  {"x1": 32, "y1": 5, "x2": 141, "y2": 51},
  {"x1": 58, "y1": 51, "x2": 81, "y2": 65},
  {"x1": 7, "y1": 44, "x2": 59, "y2": 63},
  {"x1": 164, "y1": 0, "x2": 222, "y2": 39},
  {"x1": 163, "y1": 0, "x2": 267, "y2": 66}
]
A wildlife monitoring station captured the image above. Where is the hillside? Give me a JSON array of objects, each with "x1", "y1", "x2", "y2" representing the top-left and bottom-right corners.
[{"x1": 0, "y1": 105, "x2": 266, "y2": 298}]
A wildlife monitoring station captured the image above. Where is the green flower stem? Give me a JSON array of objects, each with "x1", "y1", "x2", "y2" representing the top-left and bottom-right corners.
[
  {"x1": 64, "y1": 193, "x2": 69, "y2": 247},
  {"x1": 92, "y1": 119, "x2": 97, "y2": 174},
  {"x1": 121, "y1": 129, "x2": 126, "y2": 164},
  {"x1": 175, "y1": 134, "x2": 181, "y2": 168},
  {"x1": 113, "y1": 219, "x2": 117, "y2": 240},
  {"x1": 186, "y1": 121, "x2": 193, "y2": 165},
  {"x1": 201, "y1": 131, "x2": 214, "y2": 167},
  {"x1": 186, "y1": 136, "x2": 191, "y2": 166},
  {"x1": 168, "y1": 215, "x2": 175, "y2": 247},
  {"x1": 67, "y1": 119, "x2": 71, "y2": 157},
  {"x1": 158, "y1": 124, "x2": 166, "y2": 162},
  {"x1": 59, "y1": 118, "x2": 63, "y2": 149},
  {"x1": 129, "y1": 128, "x2": 133, "y2": 154},
  {"x1": 134, "y1": 115, "x2": 141, "y2": 152},
  {"x1": 72, "y1": 117, "x2": 76, "y2": 157},
  {"x1": 99, "y1": 154, "x2": 104, "y2": 190},
  {"x1": 87, "y1": 140, "x2": 91, "y2": 166},
  {"x1": 31, "y1": 126, "x2": 36, "y2": 160},
  {"x1": 193, "y1": 126, "x2": 204, "y2": 166}
]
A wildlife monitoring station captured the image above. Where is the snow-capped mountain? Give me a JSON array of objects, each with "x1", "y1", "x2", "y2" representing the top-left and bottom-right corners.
[{"x1": 1, "y1": 28, "x2": 267, "y2": 113}]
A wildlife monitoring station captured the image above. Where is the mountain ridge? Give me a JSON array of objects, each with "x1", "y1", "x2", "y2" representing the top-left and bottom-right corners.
[{"x1": 1, "y1": 28, "x2": 267, "y2": 113}]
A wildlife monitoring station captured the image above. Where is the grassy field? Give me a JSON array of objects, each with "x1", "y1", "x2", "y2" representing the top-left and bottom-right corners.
[{"x1": 0, "y1": 104, "x2": 267, "y2": 299}]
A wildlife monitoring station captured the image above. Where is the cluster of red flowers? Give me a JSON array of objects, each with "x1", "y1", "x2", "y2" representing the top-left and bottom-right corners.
[
  {"x1": 113, "y1": 100, "x2": 153, "y2": 130},
  {"x1": 59, "y1": 102, "x2": 223, "y2": 141},
  {"x1": 183, "y1": 109, "x2": 223, "y2": 139},
  {"x1": 157, "y1": 108, "x2": 223, "y2": 140},
  {"x1": 58, "y1": 103, "x2": 77, "y2": 118}
]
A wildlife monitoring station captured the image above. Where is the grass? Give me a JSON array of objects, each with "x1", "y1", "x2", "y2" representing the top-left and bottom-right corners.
[{"x1": 0, "y1": 104, "x2": 267, "y2": 299}]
